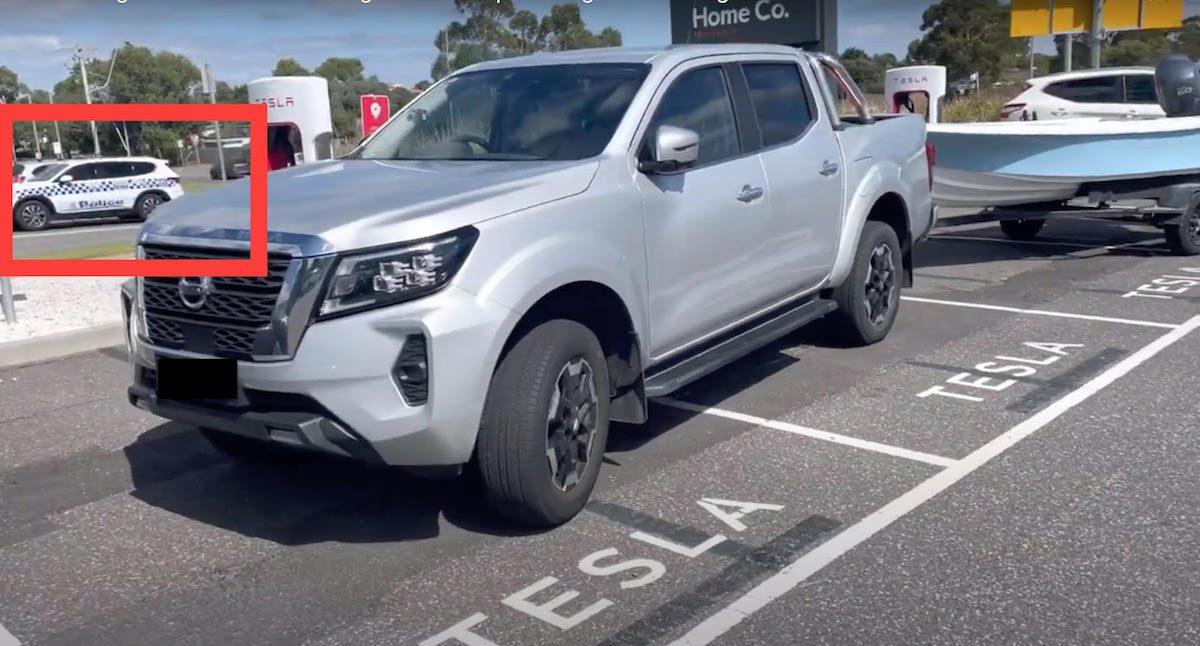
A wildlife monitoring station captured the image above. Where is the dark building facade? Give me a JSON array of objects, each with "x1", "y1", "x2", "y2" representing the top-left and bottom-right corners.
[{"x1": 669, "y1": 0, "x2": 838, "y2": 53}]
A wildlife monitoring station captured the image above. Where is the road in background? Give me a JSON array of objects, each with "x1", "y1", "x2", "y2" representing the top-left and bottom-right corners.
[{"x1": 2, "y1": 214, "x2": 1198, "y2": 645}]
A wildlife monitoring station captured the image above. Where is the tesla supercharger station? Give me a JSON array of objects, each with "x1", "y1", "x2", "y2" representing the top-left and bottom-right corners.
[
  {"x1": 884, "y1": 65, "x2": 947, "y2": 124},
  {"x1": 247, "y1": 76, "x2": 335, "y2": 165}
]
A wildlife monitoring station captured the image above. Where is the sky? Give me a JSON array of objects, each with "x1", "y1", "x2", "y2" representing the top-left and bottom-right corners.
[{"x1": 1, "y1": 0, "x2": 1199, "y2": 92}]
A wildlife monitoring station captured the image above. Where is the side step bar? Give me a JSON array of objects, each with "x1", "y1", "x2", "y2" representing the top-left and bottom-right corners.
[{"x1": 643, "y1": 297, "x2": 838, "y2": 398}]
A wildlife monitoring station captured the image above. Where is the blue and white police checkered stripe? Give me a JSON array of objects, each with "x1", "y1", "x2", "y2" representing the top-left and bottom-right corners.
[{"x1": 14, "y1": 177, "x2": 176, "y2": 201}]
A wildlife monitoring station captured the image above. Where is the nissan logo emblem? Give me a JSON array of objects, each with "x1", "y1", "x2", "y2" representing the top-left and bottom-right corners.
[{"x1": 178, "y1": 276, "x2": 214, "y2": 310}]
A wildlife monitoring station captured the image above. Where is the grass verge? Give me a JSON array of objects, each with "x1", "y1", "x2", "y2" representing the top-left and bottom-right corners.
[
  {"x1": 22, "y1": 241, "x2": 134, "y2": 260},
  {"x1": 182, "y1": 180, "x2": 221, "y2": 194}
]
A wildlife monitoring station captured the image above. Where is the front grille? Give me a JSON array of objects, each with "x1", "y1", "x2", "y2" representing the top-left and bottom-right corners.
[{"x1": 141, "y1": 245, "x2": 294, "y2": 360}]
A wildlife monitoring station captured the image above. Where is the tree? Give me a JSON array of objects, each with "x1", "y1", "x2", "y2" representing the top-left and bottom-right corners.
[
  {"x1": 430, "y1": 0, "x2": 622, "y2": 79},
  {"x1": 273, "y1": 58, "x2": 309, "y2": 76},
  {"x1": 839, "y1": 48, "x2": 901, "y2": 94},
  {"x1": 907, "y1": 0, "x2": 1022, "y2": 82},
  {"x1": 315, "y1": 57, "x2": 365, "y2": 84},
  {"x1": 0, "y1": 66, "x2": 17, "y2": 103}
]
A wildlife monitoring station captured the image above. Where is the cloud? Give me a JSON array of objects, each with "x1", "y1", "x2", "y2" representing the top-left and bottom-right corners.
[
  {"x1": 0, "y1": 35, "x2": 66, "y2": 53},
  {"x1": 845, "y1": 24, "x2": 889, "y2": 40}
]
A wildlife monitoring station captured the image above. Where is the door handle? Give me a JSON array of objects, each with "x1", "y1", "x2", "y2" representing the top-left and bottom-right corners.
[
  {"x1": 819, "y1": 160, "x2": 839, "y2": 177},
  {"x1": 737, "y1": 185, "x2": 764, "y2": 203}
]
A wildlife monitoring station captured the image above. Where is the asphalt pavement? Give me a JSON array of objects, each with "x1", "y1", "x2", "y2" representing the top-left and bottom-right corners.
[{"x1": 1, "y1": 213, "x2": 1198, "y2": 645}]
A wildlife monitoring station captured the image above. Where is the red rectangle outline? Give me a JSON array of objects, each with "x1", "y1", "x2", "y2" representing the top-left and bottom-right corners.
[{"x1": 1, "y1": 102, "x2": 268, "y2": 277}]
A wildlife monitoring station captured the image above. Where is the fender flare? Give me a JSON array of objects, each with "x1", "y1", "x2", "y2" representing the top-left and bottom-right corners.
[
  {"x1": 472, "y1": 233, "x2": 650, "y2": 365},
  {"x1": 829, "y1": 164, "x2": 911, "y2": 287}
]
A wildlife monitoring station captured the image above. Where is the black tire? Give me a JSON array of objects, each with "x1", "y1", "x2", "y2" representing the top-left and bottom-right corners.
[
  {"x1": 1165, "y1": 199, "x2": 1200, "y2": 256},
  {"x1": 13, "y1": 199, "x2": 51, "y2": 231},
  {"x1": 829, "y1": 221, "x2": 903, "y2": 346},
  {"x1": 200, "y1": 428, "x2": 299, "y2": 464},
  {"x1": 132, "y1": 192, "x2": 165, "y2": 221},
  {"x1": 475, "y1": 319, "x2": 611, "y2": 528},
  {"x1": 999, "y1": 218, "x2": 1046, "y2": 241}
]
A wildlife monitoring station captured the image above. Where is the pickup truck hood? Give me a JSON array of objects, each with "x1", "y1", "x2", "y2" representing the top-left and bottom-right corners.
[{"x1": 141, "y1": 159, "x2": 600, "y2": 254}]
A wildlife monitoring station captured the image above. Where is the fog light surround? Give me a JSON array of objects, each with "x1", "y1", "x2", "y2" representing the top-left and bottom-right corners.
[{"x1": 393, "y1": 334, "x2": 429, "y2": 405}]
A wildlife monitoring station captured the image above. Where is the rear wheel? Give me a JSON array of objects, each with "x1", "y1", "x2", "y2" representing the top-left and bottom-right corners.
[
  {"x1": 1165, "y1": 198, "x2": 1200, "y2": 256},
  {"x1": 131, "y1": 192, "x2": 164, "y2": 221},
  {"x1": 475, "y1": 319, "x2": 610, "y2": 528},
  {"x1": 999, "y1": 218, "x2": 1046, "y2": 241},
  {"x1": 14, "y1": 199, "x2": 51, "y2": 231},
  {"x1": 830, "y1": 221, "x2": 902, "y2": 346}
]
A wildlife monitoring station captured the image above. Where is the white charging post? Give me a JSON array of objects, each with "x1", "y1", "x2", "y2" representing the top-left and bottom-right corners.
[{"x1": 884, "y1": 65, "x2": 948, "y2": 124}]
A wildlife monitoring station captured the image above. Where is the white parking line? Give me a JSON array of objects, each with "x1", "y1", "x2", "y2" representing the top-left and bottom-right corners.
[
  {"x1": 901, "y1": 296, "x2": 1180, "y2": 330},
  {"x1": 656, "y1": 398, "x2": 958, "y2": 468},
  {"x1": 671, "y1": 314, "x2": 1200, "y2": 646},
  {"x1": 0, "y1": 622, "x2": 19, "y2": 646}
]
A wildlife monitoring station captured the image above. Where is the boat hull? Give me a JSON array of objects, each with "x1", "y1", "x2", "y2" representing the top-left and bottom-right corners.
[{"x1": 927, "y1": 117, "x2": 1200, "y2": 208}]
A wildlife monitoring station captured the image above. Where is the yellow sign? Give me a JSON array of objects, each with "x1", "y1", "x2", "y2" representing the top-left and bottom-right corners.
[
  {"x1": 1010, "y1": 0, "x2": 1183, "y2": 37},
  {"x1": 1052, "y1": 0, "x2": 1094, "y2": 33},
  {"x1": 1012, "y1": 0, "x2": 1053, "y2": 37},
  {"x1": 1142, "y1": 0, "x2": 1184, "y2": 29},
  {"x1": 1101, "y1": 0, "x2": 1141, "y2": 29}
]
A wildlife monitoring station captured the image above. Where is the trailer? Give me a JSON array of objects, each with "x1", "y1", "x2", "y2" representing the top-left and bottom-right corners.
[{"x1": 987, "y1": 174, "x2": 1200, "y2": 256}]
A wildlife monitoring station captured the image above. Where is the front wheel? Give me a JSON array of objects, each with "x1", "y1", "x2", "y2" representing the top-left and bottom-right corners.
[
  {"x1": 475, "y1": 319, "x2": 610, "y2": 528},
  {"x1": 999, "y1": 218, "x2": 1046, "y2": 241},
  {"x1": 829, "y1": 221, "x2": 902, "y2": 346},
  {"x1": 14, "y1": 199, "x2": 51, "y2": 231}
]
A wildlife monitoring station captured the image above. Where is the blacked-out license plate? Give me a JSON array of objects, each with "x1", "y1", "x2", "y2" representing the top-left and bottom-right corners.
[{"x1": 155, "y1": 357, "x2": 238, "y2": 400}]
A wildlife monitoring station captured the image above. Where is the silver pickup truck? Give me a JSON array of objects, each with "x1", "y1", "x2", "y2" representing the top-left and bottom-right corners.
[{"x1": 122, "y1": 44, "x2": 934, "y2": 527}]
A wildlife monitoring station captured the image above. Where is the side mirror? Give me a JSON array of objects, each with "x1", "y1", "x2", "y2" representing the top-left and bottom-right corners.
[
  {"x1": 639, "y1": 125, "x2": 699, "y2": 174},
  {"x1": 56, "y1": 174, "x2": 74, "y2": 183}
]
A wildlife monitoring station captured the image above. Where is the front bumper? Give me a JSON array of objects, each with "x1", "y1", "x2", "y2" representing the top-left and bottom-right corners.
[{"x1": 125, "y1": 284, "x2": 515, "y2": 467}]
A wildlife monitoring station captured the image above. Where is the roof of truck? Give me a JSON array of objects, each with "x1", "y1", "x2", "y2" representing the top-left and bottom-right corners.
[{"x1": 462, "y1": 43, "x2": 809, "y2": 72}]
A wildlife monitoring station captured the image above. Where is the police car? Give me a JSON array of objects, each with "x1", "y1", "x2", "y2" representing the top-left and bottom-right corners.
[{"x1": 11, "y1": 157, "x2": 184, "y2": 231}]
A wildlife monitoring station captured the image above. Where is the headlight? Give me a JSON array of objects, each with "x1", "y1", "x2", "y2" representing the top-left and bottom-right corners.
[{"x1": 317, "y1": 226, "x2": 479, "y2": 318}]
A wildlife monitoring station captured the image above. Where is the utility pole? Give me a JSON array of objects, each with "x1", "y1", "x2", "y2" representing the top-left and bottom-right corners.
[
  {"x1": 1029, "y1": 38, "x2": 1035, "y2": 78},
  {"x1": 17, "y1": 94, "x2": 41, "y2": 160},
  {"x1": 203, "y1": 64, "x2": 228, "y2": 181},
  {"x1": 1089, "y1": 0, "x2": 1103, "y2": 69},
  {"x1": 1063, "y1": 35, "x2": 1073, "y2": 72},
  {"x1": 75, "y1": 48, "x2": 102, "y2": 156},
  {"x1": 49, "y1": 95, "x2": 63, "y2": 159}
]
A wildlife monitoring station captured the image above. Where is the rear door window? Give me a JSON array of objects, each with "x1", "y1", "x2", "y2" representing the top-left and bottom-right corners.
[
  {"x1": 30, "y1": 163, "x2": 66, "y2": 181},
  {"x1": 742, "y1": 63, "x2": 815, "y2": 147},
  {"x1": 1123, "y1": 74, "x2": 1158, "y2": 103},
  {"x1": 1043, "y1": 76, "x2": 1122, "y2": 103}
]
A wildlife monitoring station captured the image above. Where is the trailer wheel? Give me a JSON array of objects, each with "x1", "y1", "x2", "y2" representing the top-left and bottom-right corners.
[
  {"x1": 1165, "y1": 199, "x2": 1200, "y2": 256},
  {"x1": 1000, "y1": 218, "x2": 1046, "y2": 241}
]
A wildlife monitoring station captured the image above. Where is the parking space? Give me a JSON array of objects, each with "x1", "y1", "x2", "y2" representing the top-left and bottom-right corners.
[{"x1": 1, "y1": 215, "x2": 1198, "y2": 645}]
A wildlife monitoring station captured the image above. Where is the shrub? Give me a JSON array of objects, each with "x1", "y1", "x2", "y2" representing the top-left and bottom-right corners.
[{"x1": 941, "y1": 93, "x2": 1008, "y2": 123}]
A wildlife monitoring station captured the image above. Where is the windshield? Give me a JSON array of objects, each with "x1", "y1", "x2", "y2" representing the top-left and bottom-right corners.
[
  {"x1": 30, "y1": 163, "x2": 67, "y2": 181},
  {"x1": 357, "y1": 63, "x2": 649, "y2": 162}
]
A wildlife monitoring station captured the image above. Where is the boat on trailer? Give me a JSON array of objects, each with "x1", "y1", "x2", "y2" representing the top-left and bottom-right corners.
[
  {"x1": 882, "y1": 56, "x2": 1200, "y2": 255},
  {"x1": 927, "y1": 116, "x2": 1200, "y2": 208}
]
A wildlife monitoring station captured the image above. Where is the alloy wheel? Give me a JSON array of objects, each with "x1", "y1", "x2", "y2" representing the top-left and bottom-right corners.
[
  {"x1": 19, "y1": 202, "x2": 47, "y2": 229},
  {"x1": 545, "y1": 357, "x2": 599, "y2": 492},
  {"x1": 141, "y1": 195, "x2": 162, "y2": 216},
  {"x1": 863, "y1": 242, "x2": 896, "y2": 326}
]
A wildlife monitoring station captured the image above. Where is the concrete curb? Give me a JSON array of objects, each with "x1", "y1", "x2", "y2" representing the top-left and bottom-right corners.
[{"x1": 0, "y1": 321, "x2": 125, "y2": 370}]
